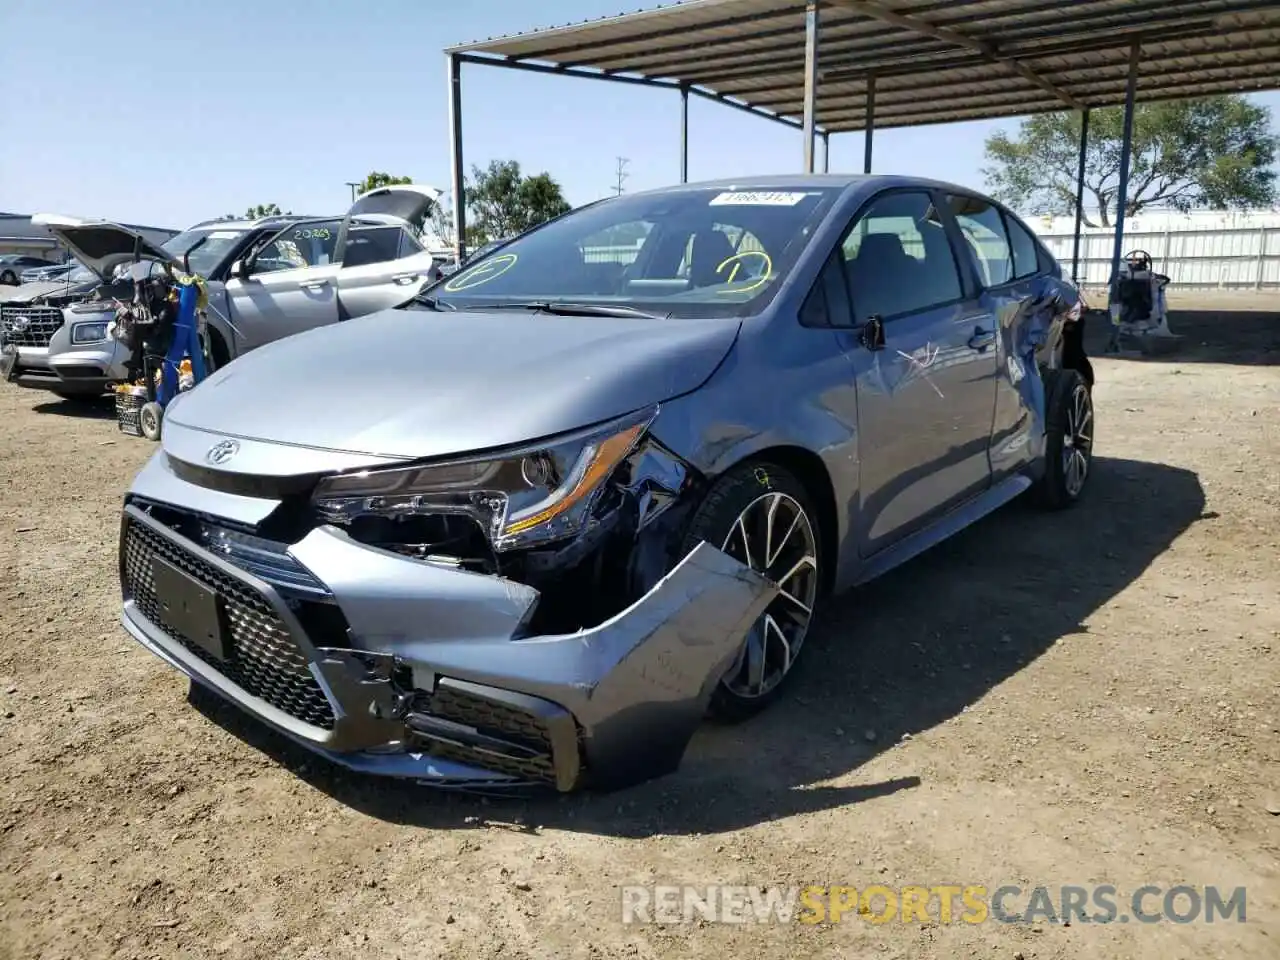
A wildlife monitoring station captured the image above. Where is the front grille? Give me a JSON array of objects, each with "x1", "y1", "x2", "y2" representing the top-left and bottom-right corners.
[
  {"x1": 0, "y1": 305, "x2": 64, "y2": 347},
  {"x1": 122, "y1": 517, "x2": 335, "y2": 729}
]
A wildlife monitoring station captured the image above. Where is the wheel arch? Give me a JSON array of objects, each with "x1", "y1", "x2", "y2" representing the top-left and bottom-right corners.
[{"x1": 713, "y1": 443, "x2": 839, "y2": 595}]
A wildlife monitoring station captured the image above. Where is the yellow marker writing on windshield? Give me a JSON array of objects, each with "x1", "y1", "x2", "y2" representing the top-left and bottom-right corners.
[
  {"x1": 444, "y1": 253, "x2": 518, "y2": 292},
  {"x1": 714, "y1": 250, "x2": 772, "y2": 294}
]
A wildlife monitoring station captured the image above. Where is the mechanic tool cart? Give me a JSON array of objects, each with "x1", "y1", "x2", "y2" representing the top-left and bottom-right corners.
[{"x1": 113, "y1": 262, "x2": 209, "y2": 440}]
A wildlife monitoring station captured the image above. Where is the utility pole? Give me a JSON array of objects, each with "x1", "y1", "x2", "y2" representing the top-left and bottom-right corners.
[
  {"x1": 613, "y1": 157, "x2": 630, "y2": 197},
  {"x1": 345, "y1": 181, "x2": 361, "y2": 203}
]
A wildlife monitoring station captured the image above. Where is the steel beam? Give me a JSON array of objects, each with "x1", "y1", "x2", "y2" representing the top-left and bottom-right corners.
[
  {"x1": 1108, "y1": 41, "x2": 1141, "y2": 349},
  {"x1": 447, "y1": 53, "x2": 466, "y2": 263},
  {"x1": 1071, "y1": 108, "x2": 1090, "y2": 285},
  {"x1": 802, "y1": 1, "x2": 821, "y2": 173},
  {"x1": 680, "y1": 85, "x2": 689, "y2": 183},
  {"x1": 863, "y1": 75, "x2": 875, "y2": 173}
]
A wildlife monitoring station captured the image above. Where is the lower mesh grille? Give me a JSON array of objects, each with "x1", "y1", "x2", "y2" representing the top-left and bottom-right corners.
[
  {"x1": 122, "y1": 516, "x2": 335, "y2": 730},
  {"x1": 414, "y1": 685, "x2": 560, "y2": 785}
]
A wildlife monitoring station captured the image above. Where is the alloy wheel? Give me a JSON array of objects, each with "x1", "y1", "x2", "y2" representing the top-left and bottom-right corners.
[
  {"x1": 719, "y1": 492, "x2": 819, "y2": 699},
  {"x1": 1061, "y1": 381, "x2": 1093, "y2": 497}
]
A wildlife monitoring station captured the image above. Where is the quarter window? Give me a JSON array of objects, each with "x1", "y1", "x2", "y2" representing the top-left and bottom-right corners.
[{"x1": 838, "y1": 191, "x2": 962, "y2": 321}]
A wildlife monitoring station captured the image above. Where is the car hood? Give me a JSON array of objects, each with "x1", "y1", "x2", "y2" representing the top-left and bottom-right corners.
[
  {"x1": 0, "y1": 278, "x2": 96, "y2": 304},
  {"x1": 167, "y1": 307, "x2": 740, "y2": 461},
  {"x1": 30, "y1": 214, "x2": 176, "y2": 282}
]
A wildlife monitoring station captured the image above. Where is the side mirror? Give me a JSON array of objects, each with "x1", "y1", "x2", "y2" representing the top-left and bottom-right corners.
[{"x1": 230, "y1": 259, "x2": 249, "y2": 280}]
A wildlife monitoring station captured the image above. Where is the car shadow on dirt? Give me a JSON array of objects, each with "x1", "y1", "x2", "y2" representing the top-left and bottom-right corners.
[
  {"x1": 30, "y1": 396, "x2": 115, "y2": 420},
  {"x1": 1083, "y1": 308, "x2": 1279, "y2": 366},
  {"x1": 189, "y1": 454, "x2": 1207, "y2": 836}
]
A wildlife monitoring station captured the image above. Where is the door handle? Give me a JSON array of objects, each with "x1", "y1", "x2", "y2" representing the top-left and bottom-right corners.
[
  {"x1": 301, "y1": 280, "x2": 329, "y2": 291},
  {"x1": 392, "y1": 274, "x2": 419, "y2": 285},
  {"x1": 967, "y1": 326, "x2": 996, "y2": 351}
]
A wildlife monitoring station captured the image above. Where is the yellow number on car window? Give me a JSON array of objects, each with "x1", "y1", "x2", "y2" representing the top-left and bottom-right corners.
[
  {"x1": 444, "y1": 253, "x2": 518, "y2": 292},
  {"x1": 714, "y1": 250, "x2": 773, "y2": 294}
]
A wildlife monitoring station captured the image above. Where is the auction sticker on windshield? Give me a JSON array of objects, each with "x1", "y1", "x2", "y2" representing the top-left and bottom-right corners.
[
  {"x1": 444, "y1": 253, "x2": 518, "y2": 292},
  {"x1": 710, "y1": 191, "x2": 812, "y2": 206},
  {"x1": 207, "y1": 231, "x2": 241, "y2": 239}
]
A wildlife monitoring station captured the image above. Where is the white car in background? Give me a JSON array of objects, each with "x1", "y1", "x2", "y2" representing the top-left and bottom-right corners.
[{"x1": 1, "y1": 185, "x2": 444, "y2": 398}]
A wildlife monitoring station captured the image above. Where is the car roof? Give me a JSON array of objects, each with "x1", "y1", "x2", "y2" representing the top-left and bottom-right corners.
[
  {"x1": 620, "y1": 173, "x2": 995, "y2": 201},
  {"x1": 185, "y1": 214, "x2": 331, "y2": 231}
]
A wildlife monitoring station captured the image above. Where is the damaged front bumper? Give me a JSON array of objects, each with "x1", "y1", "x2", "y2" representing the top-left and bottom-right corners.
[{"x1": 120, "y1": 494, "x2": 776, "y2": 792}]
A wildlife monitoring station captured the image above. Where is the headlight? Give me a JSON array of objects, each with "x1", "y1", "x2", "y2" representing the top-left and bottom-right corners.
[
  {"x1": 70, "y1": 321, "x2": 109, "y2": 344},
  {"x1": 311, "y1": 406, "x2": 656, "y2": 552}
]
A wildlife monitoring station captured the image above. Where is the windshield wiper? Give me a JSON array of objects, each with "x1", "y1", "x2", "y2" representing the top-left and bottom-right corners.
[
  {"x1": 408, "y1": 292, "x2": 456, "y2": 311},
  {"x1": 473, "y1": 300, "x2": 666, "y2": 319}
]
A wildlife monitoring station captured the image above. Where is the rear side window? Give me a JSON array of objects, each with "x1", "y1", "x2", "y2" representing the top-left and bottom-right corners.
[
  {"x1": 946, "y1": 195, "x2": 1012, "y2": 287},
  {"x1": 341, "y1": 226, "x2": 404, "y2": 268},
  {"x1": 838, "y1": 191, "x2": 963, "y2": 321},
  {"x1": 1004, "y1": 213, "x2": 1042, "y2": 279}
]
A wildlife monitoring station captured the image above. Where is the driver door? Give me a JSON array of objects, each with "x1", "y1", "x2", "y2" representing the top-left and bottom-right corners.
[{"x1": 224, "y1": 219, "x2": 343, "y2": 351}]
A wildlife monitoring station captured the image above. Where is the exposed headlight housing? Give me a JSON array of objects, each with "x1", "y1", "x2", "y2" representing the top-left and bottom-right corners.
[
  {"x1": 311, "y1": 406, "x2": 657, "y2": 553},
  {"x1": 70, "y1": 320, "x2": 109, "y2": 344}
]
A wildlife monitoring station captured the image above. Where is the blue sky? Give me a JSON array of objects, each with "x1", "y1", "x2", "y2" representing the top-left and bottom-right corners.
[{"x1": 3, "y1": 0, "x2": 1278, "y2": 230}]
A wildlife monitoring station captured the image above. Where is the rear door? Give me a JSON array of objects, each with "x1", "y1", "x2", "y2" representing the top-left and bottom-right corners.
[
  {"x1": 334, "y1": 224, "x2": 437, "y2": 319},
  {"x1": 834, "y1": 189, "x2": 1000, "y2": 555},
  {"x1": 224, "y1": 218, "x2": 343, "y2": 350},
  {"x1": 943, "y1": 194, "x2": 1054, "y2": 481},
  {"x1": 332, "y1": 184, "x2": 444, "y2": 319}
]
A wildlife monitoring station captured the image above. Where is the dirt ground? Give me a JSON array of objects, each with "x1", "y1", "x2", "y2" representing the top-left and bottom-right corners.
[{"x1": 1, "y1": 302, "x2": 1277, "y2": 959}]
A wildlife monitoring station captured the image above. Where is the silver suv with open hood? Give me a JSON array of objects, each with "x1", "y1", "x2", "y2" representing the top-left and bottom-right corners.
[{"x1": 2, "y1": 185, "x2": 444, "y2": 398}]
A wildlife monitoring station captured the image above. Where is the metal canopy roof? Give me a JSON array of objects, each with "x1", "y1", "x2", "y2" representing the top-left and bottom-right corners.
[{"x1": 448, "y1": 0, "x2": 1280, "y2": 134}]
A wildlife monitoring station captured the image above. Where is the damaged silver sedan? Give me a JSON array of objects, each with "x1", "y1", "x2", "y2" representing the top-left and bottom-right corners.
[{"x1": 119, "y1": 175, "x2": 1093, "y2": 792}]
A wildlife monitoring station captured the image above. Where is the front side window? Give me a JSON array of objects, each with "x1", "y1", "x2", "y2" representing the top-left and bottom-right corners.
[
  {"x1": 946, "y1": 195, "x2": 1012, "y2": 287},
  {"x1": 253, "y1": 219, "x2": 342, "y2": 274},
  {"x1": 434, "y1": 187, "x2": 840, "y2": 319},
  {"x1": 838, "y1": 190, "x2": 962, "y2": 321}
]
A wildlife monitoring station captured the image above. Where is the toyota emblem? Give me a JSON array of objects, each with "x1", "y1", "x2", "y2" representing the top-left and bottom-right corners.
[{"x1": 206, "y1": 439, "x2": 240, "y2": 465}]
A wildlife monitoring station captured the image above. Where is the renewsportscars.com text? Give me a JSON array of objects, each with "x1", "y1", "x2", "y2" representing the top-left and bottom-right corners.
[{"x1": 620, "y1": 884, "x2": 1248, "y2": 926}]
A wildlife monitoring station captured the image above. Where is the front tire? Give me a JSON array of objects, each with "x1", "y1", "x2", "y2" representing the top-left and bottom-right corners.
[
  {"x1": 1037, "y1": 368, "x2": 1094, "y2": 509},
  {"x1": 0, "y1": 271, "x2": 16, "y2": 286},
  {"x1": 678, "y1": 461, "x2": 822, "y2": 721}
]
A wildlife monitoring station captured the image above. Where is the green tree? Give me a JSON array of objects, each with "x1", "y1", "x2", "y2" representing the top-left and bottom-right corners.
[
  {"x1": 224, "y1": 203, "x2": 288, "y2": 220},
  {"x1": 466, "y1": 160, "x2": 571, "y2": 245},
  {"x1": 354, "y1": 171, "x2": 413, "y2": 196},
  {"x1": 983, "y1": 96, "x2": 1277, "y2": 227}
]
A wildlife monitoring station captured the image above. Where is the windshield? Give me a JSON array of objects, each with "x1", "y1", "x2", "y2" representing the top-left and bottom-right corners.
[
  {"x1": 66, "y1": 262, "x2": 94, "y2": 282},
  {"x1": 162, "y1": 227, "x2": 250, "y2": 276},
  {"x1": 434, "y1": 187, "x2": 840, "y2": 318}
]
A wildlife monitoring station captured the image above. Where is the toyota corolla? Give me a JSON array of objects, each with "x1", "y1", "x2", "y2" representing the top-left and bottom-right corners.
[{"x1": 118, "y1": 175, "x2": 1093, "y2": 792}]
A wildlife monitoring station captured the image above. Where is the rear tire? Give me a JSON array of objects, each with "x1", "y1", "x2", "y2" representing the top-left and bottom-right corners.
[
  {"x1": 677, "y1": 461, "x2": 822, "y2": 722},
  {"x1": 1036, "y1": 368, "x2": 1094, "y2": 509}
]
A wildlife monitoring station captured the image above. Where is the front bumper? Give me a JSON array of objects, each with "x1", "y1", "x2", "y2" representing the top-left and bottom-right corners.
[
  {"x1": 1, "y1": 343, "x2": 57, "y2": 390},
  {"x1": 120, "y1": 482, "x2": 775, "y2": 792}
]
